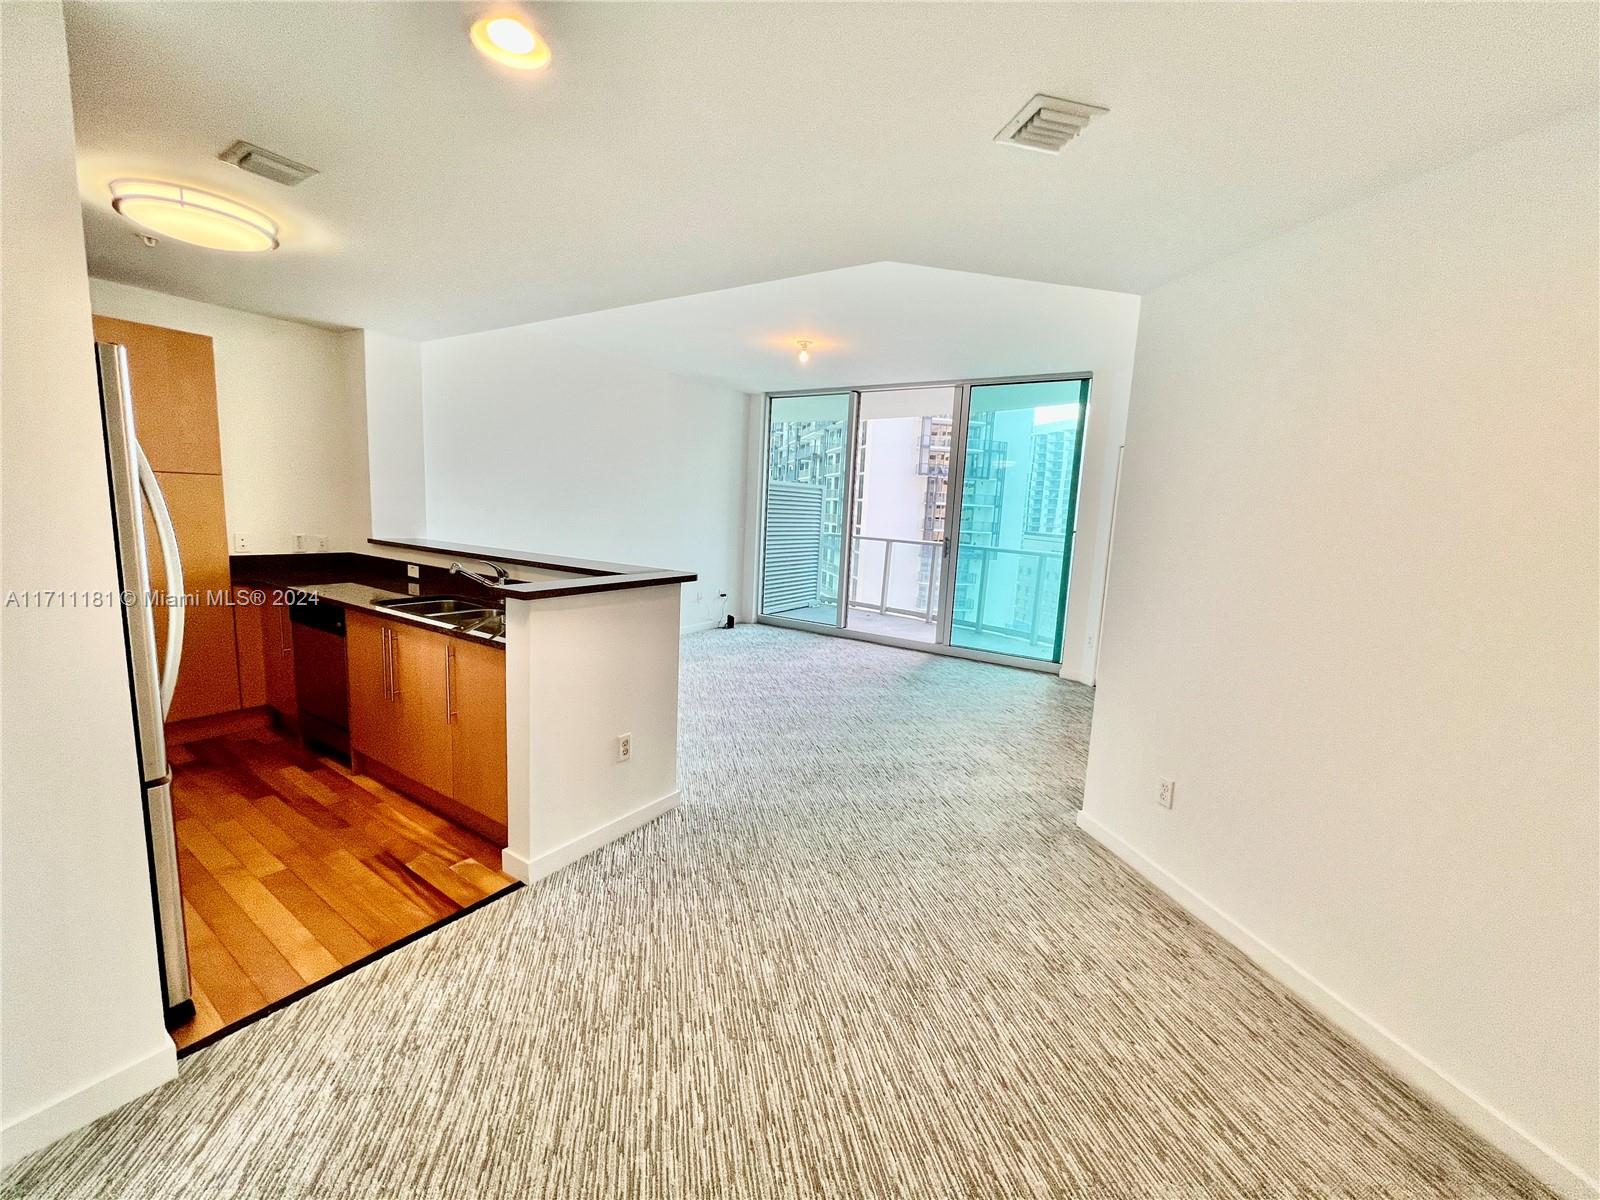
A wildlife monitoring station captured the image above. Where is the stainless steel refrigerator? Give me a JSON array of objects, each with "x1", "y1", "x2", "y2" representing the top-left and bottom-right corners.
[{"x1": 96, "y1": 341, "x2": 194, "y2": 1029}]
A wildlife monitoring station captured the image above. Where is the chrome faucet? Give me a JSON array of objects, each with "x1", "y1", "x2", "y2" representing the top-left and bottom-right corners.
[{"x1": 450, "y1": 559, "x2": 511, "y2": 589}]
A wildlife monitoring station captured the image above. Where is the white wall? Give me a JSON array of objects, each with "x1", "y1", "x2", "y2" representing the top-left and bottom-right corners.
[
  {"x1": 358, "y1": 329, "x2": 426, "y2": 540},
  {"x1": 536, "y1": 263, "x2": 1141, "y2": 679},
  {"x1": 418, "y1": 327, "x2": 750, "y2": 631},
  {"x1": 1080, "y1": 110, "x2": 1598, "y2": 1196},
  {"x1": 503, "y1": 584, "x2": 683, "y2": 883},
  {"x1": 86, "y1": 279, "x2": 371, "y2": 554},
  {"x1": 0, "y1": 2, "x2": 177, "y2": 1163}
]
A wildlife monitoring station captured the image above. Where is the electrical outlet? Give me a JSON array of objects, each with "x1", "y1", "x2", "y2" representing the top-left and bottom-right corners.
[
  {"x1": 616, "y1": 733, "x2": 632, "y2": 763},
  {"x1": 407, "y1": 582, "x2": 420, "y2": 596},
  {"x1": 294, "y1": 533, "x2": 329, "y2": 553},
  {"x1": 232, "y1": 532, "x2": 250, "y2": 553},
  {"x1": 407, "y1": 564, "x2": 420, "y2": 578},
  {"x1": 1157, "y1": 778, "x2": 1176, "y2": 809}
]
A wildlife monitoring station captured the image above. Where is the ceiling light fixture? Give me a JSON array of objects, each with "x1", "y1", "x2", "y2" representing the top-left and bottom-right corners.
[
  {"x1": 796, "y1": 339, "x2": 813, "y2": 365},
  {"x1": 469, "y1": 12, "x2": 551, "y2": 70},
  {"x1": 109, "y1": 179, "x2": 279, "y2": 252}
]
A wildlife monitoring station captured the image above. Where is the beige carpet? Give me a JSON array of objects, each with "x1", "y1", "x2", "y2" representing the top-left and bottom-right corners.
[{"x1": 2, "y1": 625, "x2": 1555, "y2": 1198}]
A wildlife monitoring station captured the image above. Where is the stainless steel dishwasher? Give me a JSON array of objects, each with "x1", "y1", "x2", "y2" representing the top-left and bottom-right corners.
[{"x1": 290, "y1": 597, "x2": 349, "y2": 757}]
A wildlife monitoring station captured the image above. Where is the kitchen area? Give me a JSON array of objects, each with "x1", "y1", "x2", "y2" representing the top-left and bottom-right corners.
[{"x1": 97, "y1": 314, "x2": 693, "y2": 1052}]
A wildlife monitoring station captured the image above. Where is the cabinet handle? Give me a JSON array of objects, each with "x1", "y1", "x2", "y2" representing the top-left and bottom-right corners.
[
  {"x1": 387, "y1": 626, "x2": 400, "y2": 702},
  {"x1": 280, "y1": 607, "x2": 291, "y2": 656},
  {"x1": 445, "y1": 643, "x2": 456, "y2": 721},
  {"x1": 382, "y1": 626, "x2": 393, "y2": 701}
]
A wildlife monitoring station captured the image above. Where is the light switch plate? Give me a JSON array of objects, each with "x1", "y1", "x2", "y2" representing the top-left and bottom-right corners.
[{"x1": 407, "y1": 564, "x2": 420, "y2": 579}]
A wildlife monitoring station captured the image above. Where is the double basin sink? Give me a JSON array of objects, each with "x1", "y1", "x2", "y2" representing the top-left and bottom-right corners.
[{"x1": 375, "y1": 594, "x2": 505, "y2": 639}]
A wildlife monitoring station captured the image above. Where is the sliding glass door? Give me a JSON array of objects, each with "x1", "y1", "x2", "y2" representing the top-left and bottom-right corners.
[
  {"x1": 949, "y1": 379, "x2": 1088, "y2": 662},
  {"x1": 760, "y1": 375, "x2": 1089, "y2": 670},
  {"x1": 844, "y1": 387, "x2": 956, "y2": 644},
  {"x1": 759, "y1": 392, "x2": 851, "y2": 626}
]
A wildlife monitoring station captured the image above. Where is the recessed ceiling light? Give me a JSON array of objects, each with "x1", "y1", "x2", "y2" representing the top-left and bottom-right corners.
[
  {"x1": 108, "y1": 179, "x2": 279, "y2": 252},
  {"x1": 469, "y1": 13, "x2": 551, "y2": 71}
]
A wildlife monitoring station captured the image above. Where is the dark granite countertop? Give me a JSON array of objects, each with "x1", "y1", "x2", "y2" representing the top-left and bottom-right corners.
[
  {"x1": 367, "y1": 538, "x2": 696, "y2": 600},
  {"x1": 231, "y1": 554, "x2": 505, "y2": 646}
]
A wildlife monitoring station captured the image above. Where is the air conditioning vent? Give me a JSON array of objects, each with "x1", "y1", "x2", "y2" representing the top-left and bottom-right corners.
[
  {"x1": 994, "y1": 95, "x2": 1107, "y2": 155},
  {"x1": 218, "y1": 140, "x2": 319, "y2": 187}
]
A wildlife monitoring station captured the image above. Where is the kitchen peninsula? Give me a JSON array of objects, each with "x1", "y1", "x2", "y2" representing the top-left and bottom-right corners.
[{"x1": 238, "y1": 539, "x2": 695, "y2": 884}]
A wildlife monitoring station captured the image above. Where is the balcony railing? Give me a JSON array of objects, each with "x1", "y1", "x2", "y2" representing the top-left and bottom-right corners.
[
  {"x1": 778, "y1": 534, "x2": 1064, "y2": 656},
  {"x1": 949, "y1": 542, "x2": 1062, "y2": 651},
  {"x1": 847, "y1": 535, "x2": 942, "y2": 624},
  {"x1": 844, "y1": 538, "x2": 1061, "y2": 650}
]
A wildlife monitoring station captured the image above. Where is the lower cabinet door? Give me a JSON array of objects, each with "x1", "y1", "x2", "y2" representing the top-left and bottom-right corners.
[
  {"x1": 262, "y1": 599, "x2": 297, "y2": 718},
  {"x1": 347, "y1": 611, "x2": 453, "y2": 796},
  {"x1": 346, "y1": 610, "x2": 394, "y2": 764},
  {"x1": 387, "y1": 622, "x2": 453, "y2": 796},
  {"x1": 448, "y1": 638, "x2": 508, "y2": 829}
]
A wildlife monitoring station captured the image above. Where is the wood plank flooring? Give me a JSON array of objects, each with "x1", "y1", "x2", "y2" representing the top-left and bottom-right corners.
[{"x1": 168, "y1": 728, "x2": 516, "y2": 1050}]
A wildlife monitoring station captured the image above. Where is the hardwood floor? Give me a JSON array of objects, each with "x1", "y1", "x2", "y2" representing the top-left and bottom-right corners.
[{"x1": 168, "y1": 727, "x2": 517, "y2": 1050}]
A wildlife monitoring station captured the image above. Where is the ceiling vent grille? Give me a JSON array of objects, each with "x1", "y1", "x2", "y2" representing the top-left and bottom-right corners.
[
  {"x1": 218, "y1": 140, "x2": 319, "y2": 187},
  {"x1": 994, "y1": 95, "x2": 1107, "y2": 154}
]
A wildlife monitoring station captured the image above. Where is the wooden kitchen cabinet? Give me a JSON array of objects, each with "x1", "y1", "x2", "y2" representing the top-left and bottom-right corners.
[
  {"x1": 261, "y1": 595, "x2": 297, "y2": 721},
  {"x1": 234, "y1": 587, "x2": 268, "y2": 708},
  {"x1": 347, "y1": 611, "x2": 453, "y2": 799},
  {"x1": 347, "y1": 610, "x2": 506, "y2": 839},
  {"x1": 388, "y1": 620, "x2": 455, "y2": 797},
  {"x1": 92, "y1": 316, "x2": 222, "y2": 475},
  {"x1": 95, "y1": 313, "x2": 240, "y2": 725},
  {"x1": 447, "y1": 637, "x2": 508, "y2": 829}
]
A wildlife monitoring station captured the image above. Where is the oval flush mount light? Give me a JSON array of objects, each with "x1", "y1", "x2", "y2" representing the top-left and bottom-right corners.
[
  {"x1": 109, "y1": 179, "x2": 279, "y2": 252},
  {"x1": 469, "y1": 12, "x2": 551, "y2": 70}
]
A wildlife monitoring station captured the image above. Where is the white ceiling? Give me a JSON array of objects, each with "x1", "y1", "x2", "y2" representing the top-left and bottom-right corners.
[
  {"x1": 65, "y1": 2, "x2": 1596, "y2": 339},
  {"x1": 515, "y1": 262, "x2": 1140, "y2": 393}
]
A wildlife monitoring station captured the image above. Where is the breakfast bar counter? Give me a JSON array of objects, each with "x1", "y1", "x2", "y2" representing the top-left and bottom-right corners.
[{"x1": 366, "y1": 537, "x2": 695, "y2": 884}]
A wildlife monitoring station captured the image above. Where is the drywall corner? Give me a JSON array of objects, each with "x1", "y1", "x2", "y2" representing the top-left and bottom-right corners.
[{"x1": 360, "y1": 329, "x2": 427, "y2": 540}]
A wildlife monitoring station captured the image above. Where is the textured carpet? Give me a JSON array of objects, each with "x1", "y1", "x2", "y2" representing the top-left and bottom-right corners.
[{"x1": 3, "y1": 625, "x2": 1554, "y2": 1199}]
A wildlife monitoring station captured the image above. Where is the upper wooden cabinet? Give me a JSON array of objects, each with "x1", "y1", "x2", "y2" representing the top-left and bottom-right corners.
[
  {"x1": 92, "y1": 316, "x2": 223, "y2": 476},
  {"x1": 99, "y1": 313, "x2": 242, "y2": 723}
]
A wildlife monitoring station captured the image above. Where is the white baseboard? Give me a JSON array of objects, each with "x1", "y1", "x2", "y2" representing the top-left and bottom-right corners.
[
  {"x1": 680, "y1": 619, "x2": 719, "y2": 635},
  {"x1": 501, "y1": 789, "x2": 681, "y2": 885},
  {"x1": 1074, "y1": 810, "x2": 1598, "y2": 1200},
  {"x1": 1, "y1": 1039, "x2": 176, "y2": 1168}
]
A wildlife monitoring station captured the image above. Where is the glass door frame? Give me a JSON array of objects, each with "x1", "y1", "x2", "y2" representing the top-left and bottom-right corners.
[{"x1": 758, "y1": 371, "x2": 1092, "y2": 673}]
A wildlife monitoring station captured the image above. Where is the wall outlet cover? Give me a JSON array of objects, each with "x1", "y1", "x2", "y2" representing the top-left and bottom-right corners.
[
  {"x1": 1158, "y1": 778, "x2": 1176, "y2": 809},
  {"x1": 616, "y1": 733, "x2": 632, "y2": 763},
  {"x1": 232, "y1": 532, "x2": 250, "y2": 553},
  {"x1": 407, "y1": 564, "x2": 420, "y2": 578}
]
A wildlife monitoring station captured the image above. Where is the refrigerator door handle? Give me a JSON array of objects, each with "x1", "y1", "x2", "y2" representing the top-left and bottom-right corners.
[{"x1": 137, "y1": 443, "x2": 185, "y2": 718}]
